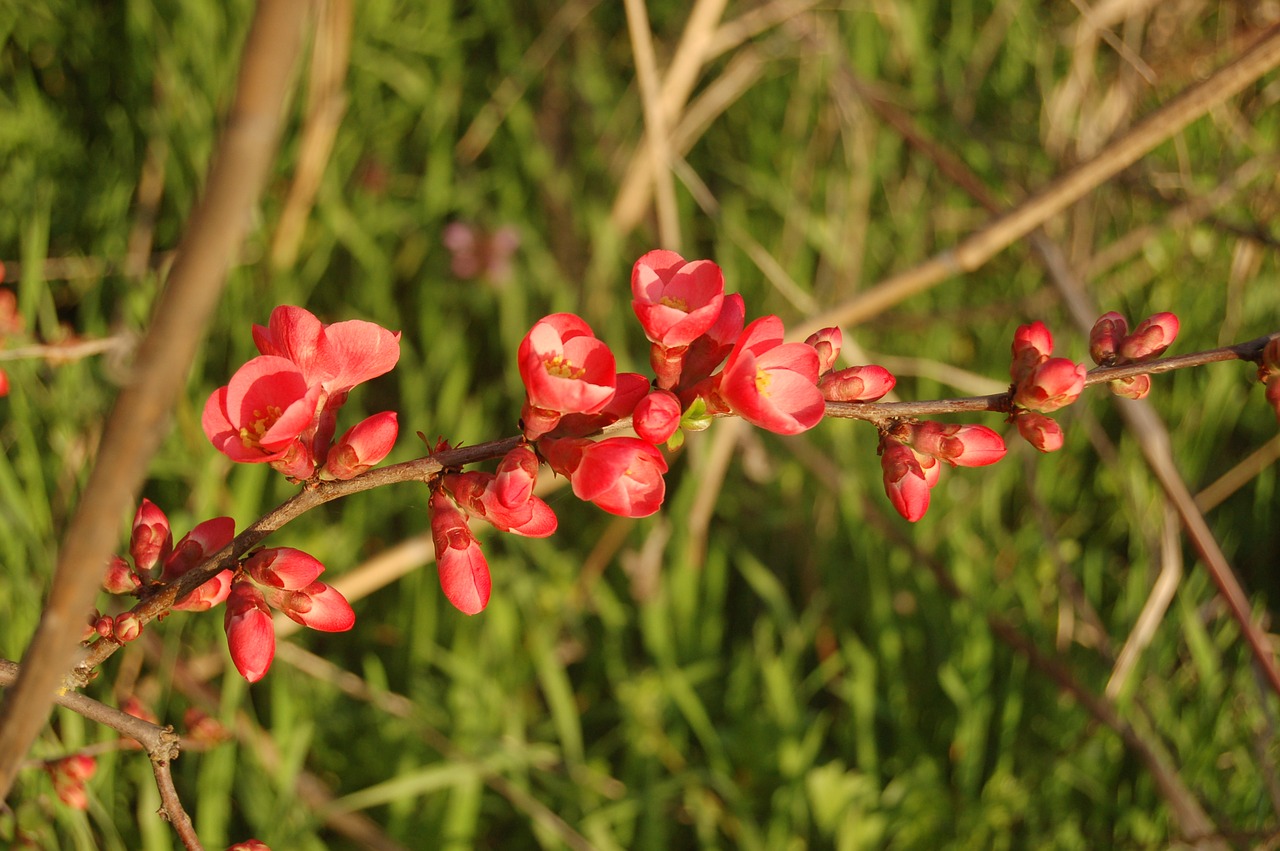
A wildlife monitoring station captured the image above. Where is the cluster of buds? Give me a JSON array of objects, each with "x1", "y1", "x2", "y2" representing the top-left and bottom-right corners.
[
  {"x1": 429, "y1": 444, "x2": 558, "y2": 614},
  {"x1": 223, "y1": 548, "x2": 355, "y2": 682},
  {"x1": 879, "y1": 421, "x2": 1007, "y2": 522},
  {"x1": 202, "y1": 306, "x2": 401, "y2": 481},
  {"x1": 46, "y1": 754, "x2": 96, "y2": 811},
  {"x1": 98, "y1": 498, "x2": 352, "y2": 683},
  {"x1": 1089, "y1": 311, "x2": 1180, "y2": 399},
  {"x1": 1260, "y1": 337, "x2": 1280, "y2": 424},
  {"x1": 97, "y1": 499, "x2": 237, "y2": 642},
  {"x1": 1009, "y1": 321, "x2": 1087, "y2": 452}
]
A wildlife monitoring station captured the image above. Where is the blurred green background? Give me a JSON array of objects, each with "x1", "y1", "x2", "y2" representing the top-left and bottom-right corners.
[{"x1": 2, "y1": 0, "x2": 1279, "y2": 848}]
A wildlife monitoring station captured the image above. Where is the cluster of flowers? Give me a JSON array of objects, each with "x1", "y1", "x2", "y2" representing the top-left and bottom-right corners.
[
  {"x1": 428, "y1": 250, "x2": 904, "y2": 610},
  {"x1": 202, "y1": 305, "x2": 401, "y2": 481},
  {"x1": 1089, "y1": 311, "x2": 1181, "y2": 398},
  {"x1": 99, "y1": 497, "x2": 355, "y2": 683}
]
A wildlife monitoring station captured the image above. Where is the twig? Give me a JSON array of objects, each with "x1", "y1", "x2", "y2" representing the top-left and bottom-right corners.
[
  {"x1": 0, "y1": 659, "x2": 199, "y2": 848},
  {"x1": 0, "y1": 0, "x2": 313, "y2": 803},
  {"x1": 623, "y1": 0, "x2": 681, "y2": 249}
]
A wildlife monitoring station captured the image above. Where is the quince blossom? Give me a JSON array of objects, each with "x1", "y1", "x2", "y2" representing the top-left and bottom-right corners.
[
  {"x1": 540, "y1": 436, "x2": 668, "y2": 518},
  {"x1": 518, "y1": 313, "x2": 617, "y2": 439},
  {"x1": 716, "y1": 315, "x2": 824, "y2": 435},
  {"x1": 429, "y1": 489, "x2": 491, "y2": 615}
]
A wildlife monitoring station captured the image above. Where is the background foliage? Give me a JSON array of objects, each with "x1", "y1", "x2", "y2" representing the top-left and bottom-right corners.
[{"x1": 2, "y1": 0, "x2": 1279, "y2": 848}]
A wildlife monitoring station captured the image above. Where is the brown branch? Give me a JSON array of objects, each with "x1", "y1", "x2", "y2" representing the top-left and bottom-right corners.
[
  {"x1": 0, "y1": 659, "x2": 199, "y2": 847},
  {"x1": 0, "y1": 0, "x2": 313, "y2": 803}
]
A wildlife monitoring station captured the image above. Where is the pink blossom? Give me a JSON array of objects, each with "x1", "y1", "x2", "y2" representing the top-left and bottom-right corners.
[
  {"x1": 203, "y1": 356, "x2": 324, "y2": 464},
  {"x1": 252, "y1": 305, "x2": 401, "y2": 400},
  {"x1": 905, "y1": 422, "x2": 1007, "y2": 468},
  {"x1": 267, "y1": 581, "x2": 355, "y2": 632},
  {"x1": 880, "y1": 441, "x2": 930, "y2": 522},
  {"x1": 819, "y1": 365, "x2": 896, "y2": 403},
  {"x1": 633, "y1": 389, "x2": 683, "y2": 445},
  {"x1": 631, "y1": 250, "x2": 726, "y2": 349},
  {"x1": 429, "y1": 490, "x2": 491, "y2": 614},
  {"x1": 224, "y1": 581, "x2": 276, "y2": 682},
  {"x1": 1013, "y1": 358, "x2": 1087, "y2": 413},
  {"x1": 803, "y1": 327, "x2": 843, "y2": 376},
  {"x1": 518, "y1": 314, "x2": 617, "y2": 439},
  {"x1": 718, "y1": 316, "x2": 824, "y2": 435},
  {"x1": 1089, "y1": 312, "x2": 1128, "y2": 365},
  {"x1": 130, "y1": 499, "x2": 172, "y2": 576},
  {"x1": 1014, "y1": 411, "x2": 1065, "y2": 452},
  {"x1": 541, "y1": 436, "x2": 668, "y2": 517},
  {"x1": 322, "y1": 411, "x2": 399, "y2": 480}
]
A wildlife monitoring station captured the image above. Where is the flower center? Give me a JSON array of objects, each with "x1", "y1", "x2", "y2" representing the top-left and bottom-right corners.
[
  {"x1": 660, "y1": 294, "x2": 690, "y2": 313},
  {"x1": 543, "y1": 354, "x2": 585, "y2": 380},
  {"x1": 239, "y1": 405, "x2": 284, "y2": 449}
]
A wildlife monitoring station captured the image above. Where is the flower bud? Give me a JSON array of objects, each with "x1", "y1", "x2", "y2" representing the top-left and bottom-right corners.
[
  {"x1": 224, "y1": 581, "x2": 275, "y2": 682},
  {"x1": 1108, "y1": 374, "x2": 1151, "y2": 400},
  {"x1": 905, "y1": 421, "x2": 1006, "y2": 467},
  {"x1": 321, "y1": 411, "x2": 399, "y2": 480},
  {"x1": 130, "y1": 499, "x2": 172, "y2": 577},
  {"x1": 114, "y1": 612, "x2": 143, "y2": 643},
  {"x1": 633, "y1": 389, "x2": 683, "y2": 445},
  {"x1": 1013, "y1": 358, "x2": 1086, "y2": 413},
  {"x1": 1011, "y1": 321, "x2": 1053, "y2": 383},
  {"x1": 880, "y1": 440, "x2": 930, "y2": 522},
  {"x1": 103, "y1": 555, "x2": 141, "y2": 595},
  {"x1": 803, "y1": 327, "x2": 842, "y2": 376},
  {"x1": 819, "y1": 365, "x2": 896, "y2": 403},
  {"x1": 1089, "y1": 312, "x2": 1128, "y2": 365},
  {"x1": 1118, "y1": 312, "x2": 1179, "y2": 362},
  {"x1": 1014, "y1": 411, "x2": 1065, "y2": 453}
]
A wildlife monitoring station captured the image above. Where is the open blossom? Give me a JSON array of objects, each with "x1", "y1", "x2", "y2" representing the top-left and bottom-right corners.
[
  {"x1": 203, "y1": 355, "x2": 323, "y2": 464},
  {"x1": 252, "y1": 305, "x2": 401, "y2": 401},
  {"x1": 540, "y1": 436, "x2": 668, "y2": 518},
  {"x1": 518, "y1": 313, "x2": 617, "y2": 439},
  {"x1": 429, "y1": 489, "x2": 491, "y2": 615},
  {"x1": 631, "y1": 251, "x2": 726, "y2": 349},
  {"x1": 717, "y1": 316, "x2": 824, "y2": 435}
]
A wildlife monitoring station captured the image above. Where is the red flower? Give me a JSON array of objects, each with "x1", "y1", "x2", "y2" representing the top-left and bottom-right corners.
[
  {"x1": 880, "y1": 440, "x2": 930, "y2": 522},
  {"x1": 252, "y1": 305, "x2": 401, "y2": 399},
  {"x1": 1089, "y1": 312, "x2": 1128, "y2": 365},
  {"x1": 164, "y1": 516, "x2": 236, "y2": 611},
  {"x1": 429, "y1": 489, "x2": 491, "y2": 614},
  {"x1": 680, "y1": 293, "x2": 745, "y2": 393},
  {"x1": 541, "y1": 436, "x2": 668, "y2": 517},
  {"x1": 224, "y1": 581, "x2": 276, "y2": 682},
  {"x1": 631, "y1": 250, "x2": 726, "y2": 349},
  {"x1": 203, "y1": 356, "x2": 324, "y2": 464},
  {"x1": 443, "y1": 470, "x2": 558, "y2": 537},
  {"x1": 518, "y1": 314, "x2": 617, "y2": 439},
  {"x1": 495, "y1": 444, "x2": 540, "y2": 509},
  {"x1": 718, "y1": 316, "x2": 824, "y2": 435},
  {"x1": 321, "y1": 411, "x2": 399, "y2": 480},
  {"x1": 244, "y1": 547, "x2": 326, "y2": 590}
]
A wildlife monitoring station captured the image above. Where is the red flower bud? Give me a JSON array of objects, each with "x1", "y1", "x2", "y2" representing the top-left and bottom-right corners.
[
  {"x1": 1013, "y1": 358, "x2": 1086, "y2": 413},
  {"x1": 906, "y1": 422, "x2": 1007, "y2": 467},
  {"x1": 1014, "y1": 411, "x2": 1065, "y2": 453},
  {"x1": 880, "y1": 440, "x2": 930, "y2": 522},
  {"x1": 1118, "y1": 312, "x2": 1179, "y2": 362},
  {"x1": 130, "y1": 499, "x2": 172, "y2": 577},
  {"x1": 322, "y1": 411, "x2": 399, "y2": 480},
  {"x1": 114, "y1": 612, "x2": 143, "y2": 643},
  {"x1": 633, "y1": 389, "x2": 683, "y2": 445},
  {"x1": 224, "y1": 581, "x2": 275, "y2": 682},
  {"x1": 1108, "y1": 374, "x2": 1151, "y2": 400},
  {"x1": 819, "y1": 365, "x2": 896, "y2": 403},
  {"x1": 1089, "y1": 312, "x2": 1128, "y2": 365},
  {"x1": 429, "y1": 489, "x2": 491, "y2": 614},
  {"x1": 803, "y1": 327, "x2": 843, "y2": 376},
  {"x1": 103, "y1": 555, "x2": 141, "y2": 595}
]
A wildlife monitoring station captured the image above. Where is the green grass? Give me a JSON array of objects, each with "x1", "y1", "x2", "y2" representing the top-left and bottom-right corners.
[{"x1": 2, "y1": 1, "x2": 1280, "y2": 848}]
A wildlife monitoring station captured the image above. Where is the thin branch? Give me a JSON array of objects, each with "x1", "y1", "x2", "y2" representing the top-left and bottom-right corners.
[
  {"x1": 61, "y1": 331, "x2": 1277, "y2": 681},
  {"x1": 0, "y1": 659, "x2": 198, "y2": 847}
]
